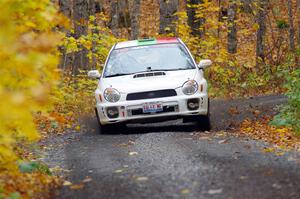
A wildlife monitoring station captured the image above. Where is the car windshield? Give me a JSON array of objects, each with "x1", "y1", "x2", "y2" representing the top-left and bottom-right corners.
[{"x1": 103, "y1": 43, "x2": 195, "y2": 77}]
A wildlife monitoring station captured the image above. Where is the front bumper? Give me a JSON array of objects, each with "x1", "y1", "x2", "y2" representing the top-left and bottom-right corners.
[{"x1": 96, "y1": 93, "x2": 208, "y2": 125}]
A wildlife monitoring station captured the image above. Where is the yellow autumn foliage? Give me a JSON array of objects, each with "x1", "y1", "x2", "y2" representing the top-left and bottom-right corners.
[{"x1": 0, "y1": 0, "x2": 65, "y2": 168}]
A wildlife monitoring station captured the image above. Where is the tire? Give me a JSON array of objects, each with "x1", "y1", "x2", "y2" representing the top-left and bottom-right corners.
[
  {"x1": 94, "y1": 108, "x2": 126, "y2": 134},
  {"x1": 197, "y1": 99, "x2": 211, "y2": 131},
  {"x1": 196, "y1": 114, "x2": 211, "y2": 131},
  {"x1": 99, "y1": 123, "x2": 112, "y2": 134},
  {"x1": 95, "y1": 108, "x2": 111, "y2": 134}
]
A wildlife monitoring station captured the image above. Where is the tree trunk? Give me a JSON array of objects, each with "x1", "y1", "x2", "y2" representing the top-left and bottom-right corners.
[
  {"x1": 73, "y1": 0, "x2": 89, "y2": 73},
  {"x1": 73, "y1": 0, "x2": 90, "y2": 40},
  {"x1": 109, "y1": 0, "x2": 132, "y2": 37},
  {"x1": 217, "y1": 0, "x2": 221, "y2": 39},
  {"x1": 240, "y1": 0, "x2": 252, "y2": 13},
  {"x1": 121, "y1": 0, "x2": 130, "y2": 30},
  {"x1": 58, "y1": 0, "x2": 72, "y2": 70},
  {"x1": 288, "y1": 0, "x2": 296, "y2": 52},
  {"x1": 228, "y1": 0, "x2": 237, "y2": 54},
  {"x1": 72, "y1": 0, "x2": 96, "y2": 73},
  {"x1": 256, "y1": 0, "x2": 267, "y2": 66},
  {"x1": 159, "y1": 0, "x2": 179, "y2": 34},
  {"x1": 186, "y1": 0, "x2": 205, "y2": 37},
  {"x1": 89, "y1": 0, "x2": 98, "y2": 69},
  {"x1": 129, "y1": 0, "x2": 141, "y2": 39},
  {"x1": 298, "y1": 0, "x2": 300, "y2": 47},
  {"x1": 58, "y1": 0, "x2": 72, "y2": 18},
  {"x1": 110, "y1": 0, "x2": 119, "y2": 36}
]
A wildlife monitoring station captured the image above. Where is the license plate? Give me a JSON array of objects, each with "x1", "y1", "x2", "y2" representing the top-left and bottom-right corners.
[{"x1": 143, "y1": 102, "x2": 163, "y2": 113}]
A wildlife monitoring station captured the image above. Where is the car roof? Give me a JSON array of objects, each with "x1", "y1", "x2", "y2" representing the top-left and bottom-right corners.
[{"x1": 114, "y1": 38, "x2": 180, "y2": 49}]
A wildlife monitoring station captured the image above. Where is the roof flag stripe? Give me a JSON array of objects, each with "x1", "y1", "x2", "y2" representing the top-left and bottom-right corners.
[{"x1": 115, "y1": 38, "x2": 179, "y2": 49}]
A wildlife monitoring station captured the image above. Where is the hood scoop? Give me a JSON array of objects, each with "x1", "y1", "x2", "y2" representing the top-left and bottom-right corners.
[{"x1": 133, "y1": 72, "x2": 166, "y2": 78}]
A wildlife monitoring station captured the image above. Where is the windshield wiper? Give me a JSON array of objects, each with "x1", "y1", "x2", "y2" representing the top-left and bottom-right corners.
[
  {"x1": 105, "y1": 73, "x2": 133, "y2": 78},
  {"x1": 105, "y1": 68, "x2": 193, "y2": 77},
  {"x1": 154, "y1": 68, "x2": 192, "y2": 72},
  {"x1": 162, "y1": 68, "x2": 192, "y2": 71},
  {"x1": 136, "y1": 68, "x2": 192, "y2": 73}
]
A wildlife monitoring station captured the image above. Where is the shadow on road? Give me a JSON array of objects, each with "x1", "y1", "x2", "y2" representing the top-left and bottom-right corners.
[
  {"x1": 53, "y1": 95, "x2": 300, "y2": 199},
  {"x1": 80, "y1": 95, "x2": 287, "y2": 136},
  {"x1": 82, "y1": 116, "x2": 199, "y2": 135}
]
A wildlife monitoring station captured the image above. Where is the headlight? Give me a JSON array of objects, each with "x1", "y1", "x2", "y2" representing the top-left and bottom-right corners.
[
  {"x1": 182, "y1": 80, "x2": 198, "y2": 95},
  {"x1": 104, "y1": 88, "x2": 121, "y2": 103}
]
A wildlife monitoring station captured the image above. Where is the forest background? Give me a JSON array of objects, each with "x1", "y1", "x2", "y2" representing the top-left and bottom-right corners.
[{"x1": 0, "y1": 0, "x2": 299, "y2": 198}]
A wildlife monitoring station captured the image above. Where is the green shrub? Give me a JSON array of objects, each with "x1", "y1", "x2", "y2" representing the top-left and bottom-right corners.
[
  {"x1": 276, "y1": 20, "x2": 289, "y2": 29},
  {"x1": 271, "y1": 68, "x2": 300, "y2": 133}
]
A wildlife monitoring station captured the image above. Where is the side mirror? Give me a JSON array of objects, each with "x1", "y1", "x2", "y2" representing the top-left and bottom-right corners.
[
  {"x1": 88, "y1": 70, "x2": 101, "y2": 79},
  {"x1": 198, "y1": 59, "x2": 212, "y2": 69}
]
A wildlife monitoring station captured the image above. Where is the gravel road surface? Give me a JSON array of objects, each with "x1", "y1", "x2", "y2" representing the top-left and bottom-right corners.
[{"x1": 44, "y1": 95, "x2": 300, "y2": 199}]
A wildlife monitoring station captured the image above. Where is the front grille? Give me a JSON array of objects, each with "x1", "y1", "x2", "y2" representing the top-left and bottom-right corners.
[
  {"x1": 129, "y1": 105, "x2": 178, "y2": 116},
  {"x1": 126, "y1": 89, "x2": 177, "y2": 101}
]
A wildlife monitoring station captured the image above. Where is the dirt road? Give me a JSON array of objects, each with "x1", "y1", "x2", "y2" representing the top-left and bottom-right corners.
[{"x1": 44, "y1": 95, "x2": 300, "y2": 199}]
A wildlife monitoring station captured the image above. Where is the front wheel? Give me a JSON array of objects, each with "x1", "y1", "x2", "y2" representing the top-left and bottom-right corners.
[
  {"x1": 197, "y1": 99, "x2": 211, "y2": 131},
  {"x1": 94, "y1": 108, "x2": 126, "y2": 134},
  {"x1": 196, "y1": 114, "x2": 211, "y2": 131},
  {"x1": 95, "y1": 108, "x2": 112, "y2": 134}
]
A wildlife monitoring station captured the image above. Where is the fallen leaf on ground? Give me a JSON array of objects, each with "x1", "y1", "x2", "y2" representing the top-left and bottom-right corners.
[
  {"x1": 287, "y1": 157, "x2": 297, "y2": 162},
  {"x1": 272, "y1": 183, "x2": 282, "y2": 189},
  {"x1": 129, "y1": 152, "x2": 138, "y2": 156},
  {"x1": 50, "y1": 166, "x2": 63, "y2": 173},
  {"x1": 252, "y1": 109, "x2": 261, "y2": 116},
  {"x1": 218, "y1": 139, "x2": 228, "y2": 144},
  {"x1": 63, "y1": 169, "x2": 72, "y2": 173},
  {"x1": 115, "y1": 140, "x2": 135, "y2": 147},
  {"x1": 262, "y1": 147, "x2": 275, "y2": 153},
  {"x1": 63, "y1": 181, "x2": 72, "y2": 186},
  {"x1": 198, "y1": 136, "x2": 211, "y2": 140},
  {"x1": 216, "y1": 132, "x2": 227, "y2": 137},
  {"x1": 275, "y1": 152, "x2": 284, "y2": 156},
  {"x1": 181, "y1": 189, "x2": 190, "y2": 194},
  {"x1": 135, "y1": 176, "x2": 148, "y2": 182},
  {"x1": 240, "y1": 176, "x2": 248, "y2": 180},
  {"x1": 70, "y1": 184, "x2": 84, "y2": 190},
  {"x1": 82, "y1": 177, "x2": 92, "y2": 183},
  {"x1": 235, "y1": 117, "x2": 300, "y2": 152},
  {"x1": 128, "y1": 140, "x2": 135, "y2": 145},
  {"x1": 75, "y1": 125, "x2": 81, "y2": 131},
  {"x1": 0, "y1": 169, "x2": 61, "y2": 198},
  {"x1": 229, "y1": 107, "x2": 239, "y2": 115},
  {"x1": 114, "y1": 169, "x2": 123, "y2": 173},
  {"x1": 208, "y1": 188, "x2": 223, "y2": 194}
]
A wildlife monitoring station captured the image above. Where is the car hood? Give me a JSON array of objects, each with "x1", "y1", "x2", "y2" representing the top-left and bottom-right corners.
[{"x1": 100, "y1": 69, "x2": 199, "y2": 93}]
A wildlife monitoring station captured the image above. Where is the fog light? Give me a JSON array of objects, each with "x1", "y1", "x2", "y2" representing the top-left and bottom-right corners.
[
  {"x1": 187, "y1": 99, "x2": 200, "y2": 110},
  {"x1": 106, "y1": 107, "x2": 119, "y2": 119}
]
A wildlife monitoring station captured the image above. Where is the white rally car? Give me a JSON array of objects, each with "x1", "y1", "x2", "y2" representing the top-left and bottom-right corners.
[{"x1": 88, "y1": 38, "x2": 212, "y2": 133}]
